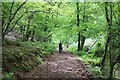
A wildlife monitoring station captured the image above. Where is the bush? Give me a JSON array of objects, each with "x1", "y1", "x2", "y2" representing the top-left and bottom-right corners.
[
  {"x1": 86, "y1": 65, "x2": 102, "y2": 77},
  {"x1": 3, "y1": 39, "x2": 22, "y2": 47},
  {"x1": 69, "y1": 46, "x2": 103, "y2": 77},
  {"x1": 21, "y1": 42, "x2": 55, "y2": 55}
]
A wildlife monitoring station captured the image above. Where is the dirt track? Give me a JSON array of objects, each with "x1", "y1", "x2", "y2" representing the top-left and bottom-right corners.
[{"x1": 18, "y1": 51, "x2": 93, "y2": 79}]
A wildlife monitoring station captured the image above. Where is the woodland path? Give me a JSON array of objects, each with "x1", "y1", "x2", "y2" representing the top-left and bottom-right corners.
[{"x1": 18, "y1": 51, "x2": 94, "y2": 79}]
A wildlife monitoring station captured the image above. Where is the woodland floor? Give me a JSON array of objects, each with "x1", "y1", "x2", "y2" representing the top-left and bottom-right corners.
[{"x1": 17, "y1": 51, "x2": 95, "y2": 80}]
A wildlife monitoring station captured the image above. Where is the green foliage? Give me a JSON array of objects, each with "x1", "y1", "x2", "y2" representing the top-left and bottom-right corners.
[
  {"x1": 79, "y1": 54, "x2": 102, "y2": 77},
  {"x1": 22, "y1": 42, "x2": 55, "y2": 56},
  {"x1": 2, "y1": 1, "x2": 120, "y2": 79},
  {"x1": 68, "y1": 46, "x2": 77, "y2": 54},
  {"x1": 2, "y1": 72, "x2": 16, "y2": 80},
  {"x1": 69, "y1": 45, "x2": 102, "y2": 77},
  {"x1": 86, "y1": 65, "x2": 102, "y2": 77},
  {"x1": 2, "y1": 46, "x2": 41, "y2": 73},
  {"x1": 2, "y1": 40, "x2": 55, "y2": 79},
  {"x1": 81, "y1": 55, "x2": 101, "y2": 66},
  {"x1": 3, "y1": 39, "x2": 23, "y2": 46}
]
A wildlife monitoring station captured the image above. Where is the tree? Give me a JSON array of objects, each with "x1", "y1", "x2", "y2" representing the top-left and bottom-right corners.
[
  {"x1": 80, "y1": 2, "x2": 86, "y2": 50},
  {"x1": 101, "y1": 2, "x2": 120, "y2": 78},
  {"x1": 76, "y1": 2, "x2": 81, "y2": 51},
  {"x1": 2, "y1": 1, "x2": 27, "y2": 41}
]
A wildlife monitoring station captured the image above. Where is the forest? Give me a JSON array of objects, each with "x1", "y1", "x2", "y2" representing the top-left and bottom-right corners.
[{"x1": 1, "y1": 0, "x2": 120, "y2": 80}]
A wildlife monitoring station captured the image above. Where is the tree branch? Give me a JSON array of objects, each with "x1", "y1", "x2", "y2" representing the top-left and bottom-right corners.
[
  {"x1": 4, "y1": 0, "x2": 27, "y2": 35},
  {"x1": 105, "y1": 2, "x2": 110, "y2": 26},
  {"x1": 86, "y1": 34, "x2": 103, "y2": 54},
  {"x1": 6, "y1": 13, "x2": 25, "y2": 35},
  {"x1": 3, "y1": 2, "x2": 14, "y2": 33}
]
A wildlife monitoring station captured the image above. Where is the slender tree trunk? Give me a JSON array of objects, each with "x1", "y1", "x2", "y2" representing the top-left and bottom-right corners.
[
  {"x1": 76, "y1": 2, "x2": 80, "y2": 51},
  {"x1": 109, "y1": 2, "x2": 113, "y2": 78},
  {"x1": 80, "y1": 36, "x2": 85, "y2": 50},
  {"x1": 101, "y1": 2, "x2": 114, "y2": 78},
  {"x1": 2, "y1": 34, "x2": 5, "y2": 44},
  {"x1": 25, "y1": 22, "x2": 30, "y2": 41},
  {"x1": 78, "y1": 32, "x2": 80, "y2": 51},
  {"x1": 109, "y1": 64, "x2": 114, "y2": 79},
  {"x1": 30, "y1": 26, "x2": 36, "y2": 41},
  {"x1": 109, "y1": 54, "x2": 120, "y2": 79},
  {"x1": 67, "y1": 36, "x2": 70, "y2": 48},
  {"x1": 22, "y1": 26, "x2": 25, "y2": 42},
  {"x1": 25, "y1": 14, "x2": 33, "y2": 41},
  {"x1": 30, "y1": 30, "x2": 35, "y2": 41},
  {"x1": 101, "y1": 35, "x2": 110, "y2": 69},
  {"x1": 109, "y1": 32, "x2": 113, "y2": 79},
  {"x1": 80, "y1": 3, "x2": 86, "y2": 50},
  {"x1": 101, "y1": 2, "x2": 111, "y2": 69}
]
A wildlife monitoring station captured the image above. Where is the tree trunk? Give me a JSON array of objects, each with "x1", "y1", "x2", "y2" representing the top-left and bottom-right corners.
[
  {"x1": 101, "y1": 2, "x2": 114, "y2": 78},
  {"x1": 80, "y1": 36, "x2": 85, "y2": 50},
  {"x1": 78, "y1": 33, "x2": 80, "y2": 51},
  {"x1": 25, "y1": 14, "x2": 32, "y2": 41},
  {"x1": 2, "y1": 34, "x2": 5, "y2": 44},
  {"x1": 30, "y1": 30, "x2": 35, "y2": 41},
  {"x1": 101, "y1": 35, "x2": 110, "y2": 69},
  {"x1": 80, "y1": 2, "x2": 86, "y2": 51},
  {"x1": 109, "y1": 2, "x2": 113, "y2": 78},
  {"x1": 109, "y1": 64, "x2": 114, "y2": 79},
  {"x1": 109, "y1": 54, "x2": 120, "y2": 79},
  {"x1": 25, "y1": 31, "x2": 31, "y2": 41},
  {"x1": 101, "y1": 2, "x2": 112, "y2": 70},
  {"x1": 76, "y1": 2, "x2": 80, "y2": 51}
]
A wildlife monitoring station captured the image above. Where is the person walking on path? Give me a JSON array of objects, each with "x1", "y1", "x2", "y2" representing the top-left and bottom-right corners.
[{"x1": 59, "y1": 42, "x2": 62, "y2": 53}]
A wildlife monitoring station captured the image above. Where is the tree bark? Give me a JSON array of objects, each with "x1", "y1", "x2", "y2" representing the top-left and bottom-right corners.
[
  {"x1": 109, "y1": 2, "x2": 113, "y2": 78},
  {"x1": 25, "y1": 15, "x2": 32, "y2": 41},
  {"x1": 101, "y1": 2, "x2": 111, "y2": 69},
  {"x1": 101, "y1": 2, "x2": 114, "y2": 78},
  {"x1": 104, "y1": 2, "x2": 115, "y2": 78},
  {"x1": 80, "y1": 36, "x2": 85, "y2": 50},
  {"x1": 109, "y1": 55, "x2": 120, "y2": 79},
  {"x1": 80, "y1": 2, "x2": 86, "y2": 50},
  {"x1": 101, "y1": 35, "x2": 110, "y2": 69},
  {"x1": 76, "y1": 2, "x2": 80, "y2": 51},
  {"x1": 109, "y1": 64, "x2": 114, "y2": 79}
]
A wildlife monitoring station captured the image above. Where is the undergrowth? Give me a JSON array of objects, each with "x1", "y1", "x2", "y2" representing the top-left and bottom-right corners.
[
  {"x1": 2, "y1": 39, "x2": 55, "y2": 79},
  {"x1": 68, "y1": 45, "x2": 102, "y2": 77}
]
